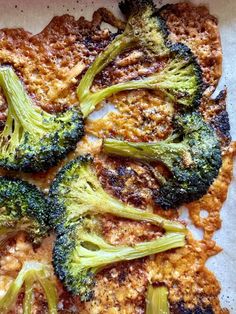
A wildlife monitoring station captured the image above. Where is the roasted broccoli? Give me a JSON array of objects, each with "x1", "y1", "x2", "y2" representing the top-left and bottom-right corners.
[
  {"x1": 78, "y1": 43, "x2": 203, "y2": 117},
  {"x1": 77, "y1": 0, "x2": 170, "y2": 117},
  {"x1": 0, "y1": 261, "x2": 58, "y2": 314},
  {"x1": 77, "y1": 0, "x2": 203, "y2": 117},
  {"x1": 49, "y1": 155, "x2": 186, "y2": 234},
  {"x1": 0, "y1": 177, "x2": 51, "y2": 245},
  {"x1": 0, "y1": 66, "x2": 84, "y2": 172},
  {"x1": 146, "y1": 285, "x2": 170, "y2": 314},
  {"x1": 53, "y1": 216, "x2": 185, "y2": 301},
  {"x1": 103, "y1": 112, "x2": 222, "y2": 209}
]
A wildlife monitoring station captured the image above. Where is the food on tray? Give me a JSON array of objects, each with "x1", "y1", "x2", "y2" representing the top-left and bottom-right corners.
[
  {"x1": 0, "y1": 0, "x2": 234, "y2": 313},
  {"x1": 77, "y1": 0, "x2": 203, "y2": 117},
  {"x1": 103, "y1": 112, "x2": 222, "y2": 209},
  {"x1": 0, "y1": 66, "x2": 84, "y2": 172}
]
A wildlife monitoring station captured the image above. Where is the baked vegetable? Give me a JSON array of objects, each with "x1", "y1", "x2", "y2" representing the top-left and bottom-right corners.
[
  {"x1": 49, "y1": 155, "x2": 186, "y2": 234},
  {"x1": 146, "y1": 285, "x2": 170, "y2": 314},
  {"x1": 77, "y1": 0, "x2": 168, "y2": 117},
  {"x1": 103, "y1": 112, "x2": 222, "y2": 209},
  {"x1": 0, "y1": 177, "x2": 50, "y2": 245},
  {"x1": 0, "y1": 261, "x2": 58, "y2": 314},
  {"x1": 0, "y1": 66, "x2": 84, "y2": 172},
  {"x1": 53, "y1": 216, "x2": 185, "y2": 301},
  {"x1": 77, "y1": 0, "x2": 203, "y2": 117}
]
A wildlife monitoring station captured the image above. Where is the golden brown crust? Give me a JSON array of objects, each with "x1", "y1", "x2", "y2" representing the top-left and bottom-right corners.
[
  {"x1": 87, "y1": 90, "x2": 174, "y2": 142},
  {"x1": 77, "y1": 260, "x2": 148, "y2": 314},
  {"x1": 187, "y1": 143, "x2": 235, "y2": 241}
]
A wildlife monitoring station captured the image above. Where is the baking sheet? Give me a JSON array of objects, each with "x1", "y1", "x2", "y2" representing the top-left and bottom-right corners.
[{"x1": 0, "y1": 0, "x2": 235, "y2": 312}]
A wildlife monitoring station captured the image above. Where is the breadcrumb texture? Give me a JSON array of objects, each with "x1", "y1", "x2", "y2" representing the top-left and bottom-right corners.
[{"x1": 0, "y1": 3, "x2": 234, "y2": 314}]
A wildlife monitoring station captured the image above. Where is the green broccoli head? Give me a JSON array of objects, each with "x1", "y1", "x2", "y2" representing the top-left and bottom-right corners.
[
  {"x1": 49, "y1": 155, "x2": 186, "y2": 235},
  {"x1": 159, "y1": 43, "x2": 203, "y2": 109},
  {"x1": 0, "y1": 177, "x2": 51, "y2": 244},
  {"x1": 119, "y1": 0, "x2": 169, "y2": 57},
  {"x1": 53, "y1": 216, "x2": 185, "y2": 301},
  {"x1": 0, "y1": 261, "x2": 58, "y2": 314},
  {"x1": 0, "y1": 66, "x2": 84, "y2": 172},
  {"x1": 103, "y1": 112, "x2": 222, "y2": 209},
  {"x1": 52, "y1": 221, "x2": 96, "y2": 302}
]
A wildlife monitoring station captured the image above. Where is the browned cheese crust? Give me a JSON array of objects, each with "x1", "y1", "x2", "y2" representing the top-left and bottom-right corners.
[{"x1": 0, "y1": 3, "x2": 234, "y2": 314}]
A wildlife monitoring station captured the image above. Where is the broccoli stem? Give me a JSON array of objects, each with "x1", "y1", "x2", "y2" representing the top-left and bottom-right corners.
[
  {"x1": 146, "y1": 285, "x2": 170, "y2": 314},
  {"x1": 77, "y1": 33, "x2": 134, "y2": 111},
  {"x1": 0, "y1": 261, "x2": 58, "y2": 314},
  {"x1": 37, "y1": 276, "x2": 58, "y2": 314},
  {"x1": 96, "y1": 194, "x2": 186, "y2": 232},
  {"x1": 77, "y1": 232, "x2": 185, "y2": 270},
  {"x1": 23, "y1": 277, "x2": 34, "y2": 314},
  {"x1": 0, "y1": 265, "x2": 25, "y2": 314},
  {"x1": 103, "y1": 138, "x2": 187, "y2": 169},
  {"x1": 79, "y1": 57, "x2": 196, "y2": 117},
  {"x1": 66, "y1": 165, "x2": 186, "y2": 233},
  {"x1": 0, "y1": 67, "x2": 52, "y2": 137},
  {"x1": 0, "y1": 216, "x2": 42, "y2": 245}
]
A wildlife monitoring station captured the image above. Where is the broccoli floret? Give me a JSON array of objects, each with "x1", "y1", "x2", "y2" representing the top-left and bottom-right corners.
[
  {"x1": 0, "y1": 177, "x2": 51, "y2": 244},
  {"x1": 146, "y1": 285, "x2": 170, "y2": 314},
  {"x1": 77, "y1": 0, "x2": 169, "y2": 109},
  {"x1": 77, "y1": 0, "x2": 203, "y2": 117},
  {"x1": 53, "y1": 216, "x2": 185, "y2": 300},
  {"x1": 0, "y1": 66, "x2": 84, "y2": 172},
  {"x1": 119, "y1": 0, "x2": 169, "y2": 57},
  {"x1": 80, "y1": 43, "x2": 203, "y2": 116},
  {"x1": 0, "y1": 261, "x2": 58, "y2": 314},
  {"x1": 103, "y1": 112, "x2": 222, "y2": 209},
  {"x1": 49, "y1": 155, "x2": 186, "y2": 234}
]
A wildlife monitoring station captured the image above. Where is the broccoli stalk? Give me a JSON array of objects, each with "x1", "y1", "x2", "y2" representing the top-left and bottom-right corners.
[
  {"x1": 103, "y1": 112, "x2": 222, "y2": 209},
  {"x1": 77, "y1": 34, "x2": 134, "y2": 109},
  {"x1": 103, "y1": 136, "x2": 187, "y2": 168},
  {"x1": 23, "y1": 276, "x2": 34, "y2": 314},
  {"x1": 77, "y1": 0, "x2": 202, "y2": 117},
  {"x1": 0, "y1": 177, "x2": 51, "y2": 244},
  {"x1": 146, "y1": 285, "x2": 170, "y2": 314},
  {"x1": 50, "y1": 155, "x2": 186, "y2": 234},
  {"x1": 79, "y1": 47, "x2": 202, "y2": 117},
  {"x1": 0, "y1": 261, "x2": 58, "y2": 314},
  {"x1": 76, "y1": 0, "x2": 173, "y2": 117},
  {"x1": 53, "y1": 217, "x2": 185, "y2": 300},
  {"x1": 0, "y1": 66, "x2": 84, "y2": 172}
]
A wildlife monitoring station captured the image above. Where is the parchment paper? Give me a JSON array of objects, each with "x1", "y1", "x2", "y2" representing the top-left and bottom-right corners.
[{"x1": 0, "y1": 0, "x2": 235, "y2": 312}]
